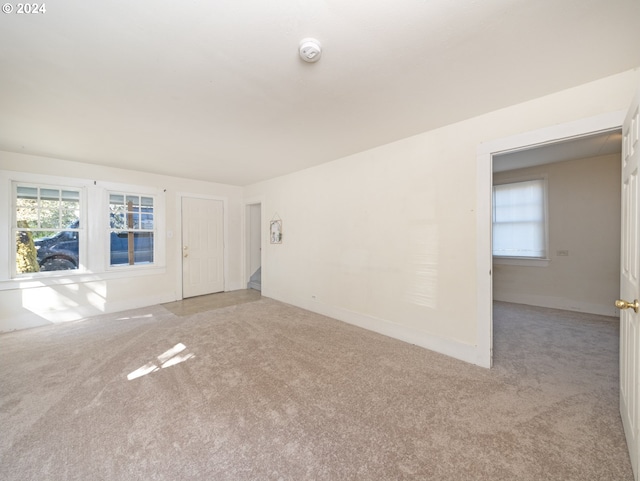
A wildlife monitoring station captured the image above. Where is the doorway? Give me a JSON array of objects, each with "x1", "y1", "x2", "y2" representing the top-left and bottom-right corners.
[
  {"x1": 475, "y1": 111, "x2": 626, "y2": 368},
  {"x1": 246, "y1": 202, "x2": 262, "y2": 291},
  {"x1": 492, "y1": 130, "x2": 622, "y2": 314}
]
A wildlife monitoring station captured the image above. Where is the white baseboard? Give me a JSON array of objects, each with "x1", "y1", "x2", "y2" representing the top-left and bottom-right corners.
[
  {"x1": 493, "y1": 293, "x2": 618, "y2": 317},
  {"x1": 274, "y1": 295, "x2": 481, "y2": 366},
  {"x1": 226, "y1": 280, "x2": 244, "y2": 292}
]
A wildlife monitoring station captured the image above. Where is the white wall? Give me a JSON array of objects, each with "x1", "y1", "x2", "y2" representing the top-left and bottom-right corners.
[
  {"x1": 244, "y1": 68, "x2": 639, "y2": 366},
  {"x1": 2, "y1": 70, "x2": 638, "y2": 361},
  {"x1": 0, "y1": 151, "x2": 244, "y2": 331},
  {"x1": 493, "y1": 154, "x2": 621, "y2": 316}
]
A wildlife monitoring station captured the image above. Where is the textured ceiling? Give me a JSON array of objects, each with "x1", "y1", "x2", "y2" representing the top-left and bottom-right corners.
[{"x1": 1, "y1": 0, "x2": 639, "y2": 185}]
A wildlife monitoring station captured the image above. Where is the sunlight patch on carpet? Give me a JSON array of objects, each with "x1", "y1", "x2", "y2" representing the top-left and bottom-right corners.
[
  {"x1": 117, "y1": 313, "x2": 154, "y2": 321},
  {"x1": 127, "y1": 343, "x2": 195, "y2": 380}
]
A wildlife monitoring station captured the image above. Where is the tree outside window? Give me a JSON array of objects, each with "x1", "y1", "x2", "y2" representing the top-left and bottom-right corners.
[
  {"x1": 14, "y1": 185, "x2": 81, "y2": 273},
  {"x1": 109, "y1": 193, "x2": 155, "y2": 266}
]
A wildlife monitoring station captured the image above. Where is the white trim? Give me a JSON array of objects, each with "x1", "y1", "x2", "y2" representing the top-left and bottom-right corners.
[
  {"x1": 0, "y1": 169, "x2": 92, "y2": 189},
  {"x1": 476, "y1": 110, "x2": 626, "y2": 369},
  {"x1": 103, "y1": 189, "x2": 165, "y2": 272},
  {"x1": 493, "y1": 257, "x2": 550, "y2": 267},
  {"x1": 176, "y1": 192, "x2": 229, "y2": 300},
  {"x1": 476, "y1": 141, "x2": 493, "y2": 368},
  {"x1": 0, "y1": 175, "x2": 11, "y2": 283},
  {"x1": 1, "y1": 171, "x2": 90, "y2": 282},
  {"x1": 298, "y1": 297, "x2": 479, "y2": 365},
  {"x1": 477, "y1": 110, "x2": 626, "y2": 157},
  {"x1": 242, "y1": 195, "x2": 265, "y2": 291},
  {"x1": 493, "y1": 292, "x2": 618, "y2": 317},
  {"x1": 11, "y1": 181, "x2": 87, "y2": 278},
  {"x1": 492, "y1": 175, "x2": 549, "y2": 260},
  {"x1": 1, "y1": 169, "x2": 168, "y2": 289}
]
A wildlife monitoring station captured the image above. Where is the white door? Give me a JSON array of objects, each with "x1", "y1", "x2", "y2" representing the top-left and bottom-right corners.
[
  {"x1": 182, "y1": 197, "x2": 224, "y2": 298},
  {"x1": 619, "y1": 87, "x2": 640, "y2": 481}
]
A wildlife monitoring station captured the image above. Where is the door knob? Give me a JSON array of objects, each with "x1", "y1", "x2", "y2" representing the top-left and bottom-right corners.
[{"x1": 615, "y1": 299, "x2": 639, "y2": 313}]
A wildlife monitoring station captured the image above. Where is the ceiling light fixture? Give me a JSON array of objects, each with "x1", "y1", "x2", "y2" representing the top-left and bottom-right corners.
[{"x1": 299, "y1": 38, "x2": 322, "y2": 63}]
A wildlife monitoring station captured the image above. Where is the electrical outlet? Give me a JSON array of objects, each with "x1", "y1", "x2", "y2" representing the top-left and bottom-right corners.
[{"x1": 557, "y1": 250, "x2": 569, "y2": 256}]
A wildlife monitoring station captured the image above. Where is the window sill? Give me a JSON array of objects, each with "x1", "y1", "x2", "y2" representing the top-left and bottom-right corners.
[
  {"x1": 493, "y1": 257, "x2": 550, "y2": 267},
  {"x1": 0, "y1": 265, "x2": 166, "y2": 291}
]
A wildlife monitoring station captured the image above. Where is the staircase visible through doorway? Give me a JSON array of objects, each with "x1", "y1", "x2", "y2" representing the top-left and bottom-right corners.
[{"x1": 248, "y1": 267, "x2": 261, "y2": 291}]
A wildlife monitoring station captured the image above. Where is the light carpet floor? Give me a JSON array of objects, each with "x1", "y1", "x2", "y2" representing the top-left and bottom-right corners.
[{"x1": 0, "y1": 299, "x2": 633, "y2": 480}]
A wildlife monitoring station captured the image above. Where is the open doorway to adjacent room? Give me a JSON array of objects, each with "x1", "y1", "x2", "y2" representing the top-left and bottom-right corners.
[{"x1": 246, "y1": 202, "x2": 262, "y2": 291}]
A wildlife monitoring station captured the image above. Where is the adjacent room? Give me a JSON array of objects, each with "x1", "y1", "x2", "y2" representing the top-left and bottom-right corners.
[
  {"x1": 1, "y1": 1, "x2": 639, "y2": 480},
  {"x1": 492, "y1": 132, "x2": 622, "y2": 316}
]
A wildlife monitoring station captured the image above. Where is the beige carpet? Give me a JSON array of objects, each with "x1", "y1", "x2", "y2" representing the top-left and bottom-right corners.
[
  {"x1": 0, "y1": 299, "x2": 633, "y2": 480},
  {"x1": 162, "y1": 289, "x2": 262, "y2": 317}
]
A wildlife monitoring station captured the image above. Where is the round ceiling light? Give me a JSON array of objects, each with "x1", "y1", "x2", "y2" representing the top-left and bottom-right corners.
[{"x1": 299, "y1": 38, "x2": 322, "y2": 63}]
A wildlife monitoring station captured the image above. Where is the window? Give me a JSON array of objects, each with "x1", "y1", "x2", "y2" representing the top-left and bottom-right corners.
[
  {"x1": 2, "y1": 171, "x2": 165, "y2": 287},
  {"x1": 493, "y1": 178, "x2": 547, "y2": 258},
  {"x1": 108, "y1": 193, "x2": 155, "y2": 266},
  {"x1": 14, "y1": 184, "x2": 82, "y2": 273}
]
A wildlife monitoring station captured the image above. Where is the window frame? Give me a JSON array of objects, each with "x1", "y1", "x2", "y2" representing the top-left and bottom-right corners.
[
  {"x1": 0, "y1": 170, "x2": 166, "y2": 290},
  {"x1": 11, "y1": 180, "x2": 87, "y2": 278},
  {"x1": 106, "y1": 190, "x2": 157, "y2": 269},
  {"x1": 492, "y1": 174, "x2": 550, "y2": 267}
]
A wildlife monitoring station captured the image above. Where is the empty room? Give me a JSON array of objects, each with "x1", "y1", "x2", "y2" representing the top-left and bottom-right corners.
[{"x1": 1, "y1": 1, "x2": 640, "y2": 480}]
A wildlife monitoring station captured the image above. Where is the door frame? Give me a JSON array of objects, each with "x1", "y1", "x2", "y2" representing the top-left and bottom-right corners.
[
  {"x1": 475, "y1": 110, "x2": 625, "y2": 368},
  {"x1": 175, "y1": 192, "x2": 229, "y2": 300},
  {"x1": 243, "y1": 196, "x2": 265, "y2": 292}
]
